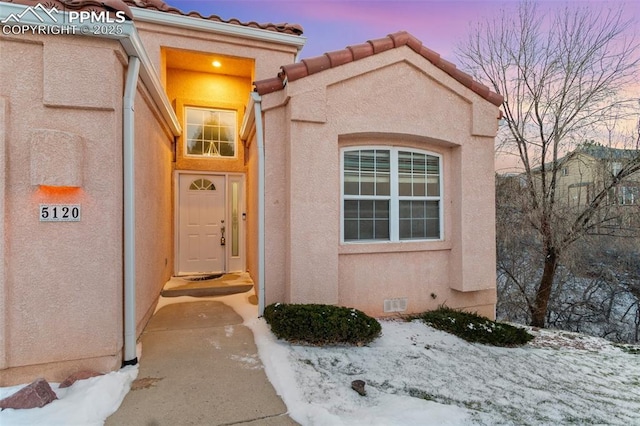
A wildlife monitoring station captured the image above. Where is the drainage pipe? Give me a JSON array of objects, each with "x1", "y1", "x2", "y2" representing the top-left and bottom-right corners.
[
  {"x1": 251, "y1": 92, "x2": 266, "y2": 316},
  {"x1": 123, "y1": 56, "x2": 140, "y2": 366}
]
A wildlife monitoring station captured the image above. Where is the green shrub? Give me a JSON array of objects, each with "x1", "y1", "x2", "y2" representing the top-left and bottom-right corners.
[
  {"x1": 263, "y1": 303, "x2": 382, "y2": 345},
  {"x1": 414, "y1": 306, "x2": 534, "y2": 347}
]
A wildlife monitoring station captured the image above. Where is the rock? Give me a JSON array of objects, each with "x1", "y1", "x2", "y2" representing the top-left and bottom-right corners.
[
  {"x1": 351, "y1": 379, "x2": 366, "y2": 396},
  {"x1": 0, "y1": 378, "x2": 57, "y2": 410},
  {"x1": 59, "y1": 370, "x2": 103, "y2": 388}
]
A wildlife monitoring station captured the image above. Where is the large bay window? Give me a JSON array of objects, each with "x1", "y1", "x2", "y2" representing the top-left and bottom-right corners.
[{"x1": 342, "y1": 147, "x2": 442, "y2": 242}]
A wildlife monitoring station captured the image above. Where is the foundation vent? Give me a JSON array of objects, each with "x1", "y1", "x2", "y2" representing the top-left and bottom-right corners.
[{"x1": 384, "y1": 298, "x2": 408, "y2": 313}]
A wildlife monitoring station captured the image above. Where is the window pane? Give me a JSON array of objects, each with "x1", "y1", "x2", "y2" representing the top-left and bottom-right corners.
[
  {"x1": 343, "y1": 200, "x2": 389, "y2": 241},
  {"x1": 412, "y1": 201, "x2": 425, "y2": 219},
  {"x1": 359, "y1": 220, "x2": 374, "y2": 239},
  {"x1": 398, "y1": 152, "x2": 412, "y2": 173},
  {"x1": 187, "y1": 124, "x2": 202, "y2": 141},
  {"x1": 399, "y1": 173, "x2": 412, "y2": 196},
  {"x1": 376, "y1": 151, "x2": 390, "y2": 172},
  {"x1": 427, "y1": 175, "x2": 440, "y2": 196},
  {"x1": 426, "y1": 218, "x2": 440, "y2": 238},
  {"x1": 413, "y1": 154, "x2": 426, "y2": 173},
  {"x1": 231, "y1": 182, "x2": 239, "y2": 257},
  {"x1": 344, "y1": 152, "x2": 360, "y2": 171},
  {"x1": 426, "y1": 201, "x2": 440, "y2": 239},
  {"x1": 343, "y1": 149, "x2": 391, "y2": 197},
  {"x1": 203, "y1": 125, "x2": 216, "y2": 140},
  {"x1": 375, "y1": 200, "x2": 389, "y2": 218},
  {"x1": 220, "y1": 126, "x2": 234, "y2": 142},
  {"x1": 361, "y1": 173, "x2": 375, "y2": 195},
  {"x1": 344, "y1": 220, "x2": 359, "y2": 240},
  {"x1": 360, "y1": 150, "x2": 375, "y2": 172},
  {"x1": 426, "y1": 201, "x2": 439, "y2": 219},
  {"x1": 413, "y1": 174, "x2": 426, "y2": 196},
  {"x1": 359, "y1": 200, "x2": 374, "y2": 218},
  {"x1": 412, "y1": 218, "x2": 426, "y2": 238},
  {"x1": 375, "y1": 219, "x2": 390, "y2": 239},
  {"x1": 219, "y1": 113, "x2": 236, "y2": 127},
  {"x1": 376, "y1": 174, "x2": 390, "y2": 196},
  {"x1": 220, "y1": 142, "x2": 235, "y2": 156},
  {"x1": 399, "y1": 219, "x2": 411, "y2": 239},
  {"x1": 344, "y1": 172, "x2": 359, "y2": 195},
  {"x1": 188, "y1": 140, "x2": 204, "y2": 156},
  {"x1": 400, "y1": 200, "x2": 438, "y2": 240},
  {"x1": 427, "y1": 156, "x2": 439, "y2": 174},
  {"x1": 344, "y1": 200, "x2": 358, "y2": 218},
  {"x1": 203, "y1": 141, "x2": 215, "y2": 156},
  {"x1": 400, "y1": 200, "x2": 411, "y2": 218}
]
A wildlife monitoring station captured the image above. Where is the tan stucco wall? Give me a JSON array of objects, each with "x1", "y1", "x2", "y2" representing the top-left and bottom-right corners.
[
  {"x1": 262, "y1": 104, "x2": 292, "y2": 305},
  {"x1": 133, "y1": 85, "x2": 175, "y2": 337},
  {"x1": 0, "y1": 32, "x2": 175, "y2": 385},
  {"x1": 0, "y1": 35, "x2": 126, "y2": 385},
  {"x1": 244, "y1": 132, "x2": 259, "y2": 287},
  {"x1": 261, "y1": 46, "x2": 498, "y2": 318}
]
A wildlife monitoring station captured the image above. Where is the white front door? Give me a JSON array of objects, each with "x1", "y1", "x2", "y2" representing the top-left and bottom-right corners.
[{"x1": 178, "y1": 174, "x2": 226, "y2": 275}]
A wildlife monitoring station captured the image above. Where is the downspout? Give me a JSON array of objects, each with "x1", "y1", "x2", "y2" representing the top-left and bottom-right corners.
[
  {"x1": 251, "y1": 92, "x2": 266, "y2": 316},
  {"x1": 123, "y1": 56, "x2": 141, "y2": 366}
]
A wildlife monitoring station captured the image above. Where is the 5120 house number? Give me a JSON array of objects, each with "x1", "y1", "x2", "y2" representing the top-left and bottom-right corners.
[{"x1": 39, "y1": 204, "x2": 81, "y2": 222}]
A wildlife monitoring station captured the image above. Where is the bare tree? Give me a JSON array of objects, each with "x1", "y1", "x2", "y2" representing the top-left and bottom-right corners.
[{"x1": 458, "y1": 0, "x2": 640, "y2": 327}]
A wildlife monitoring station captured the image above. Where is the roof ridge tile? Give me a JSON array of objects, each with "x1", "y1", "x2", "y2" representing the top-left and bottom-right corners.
[
  {"x1": 325, "y1": 49, "x2": 354, "y2": 68},
  {"x1": 368, "y1": 36, "x2": 395, "y2": 54},
  {"x1": 302, "y1": 55, "x2": 332, "y2": 76},
  {"x1": 347, "y1": 42, "x2": 375, "y2": 61},
  {"x1": 254, "y1": 31, "x2": 504, "y2": 107}
]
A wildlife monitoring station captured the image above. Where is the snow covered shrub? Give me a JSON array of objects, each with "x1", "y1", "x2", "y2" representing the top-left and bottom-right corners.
[
  {"x1": 416, "y1": 306, "x2": 534, "y2": 347},
  {"x1": 263, "y1": 303, "x2": 382, "y2": 345}
]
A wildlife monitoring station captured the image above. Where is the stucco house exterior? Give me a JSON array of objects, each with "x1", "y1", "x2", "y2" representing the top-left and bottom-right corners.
[{"x1": 0, "y1": 0, "x2": 502, "y2": 386}]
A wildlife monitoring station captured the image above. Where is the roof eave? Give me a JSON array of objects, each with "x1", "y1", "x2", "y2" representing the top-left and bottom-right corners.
[{"x1": 130, "y1": 7, "x2": 306, "y2": 49}]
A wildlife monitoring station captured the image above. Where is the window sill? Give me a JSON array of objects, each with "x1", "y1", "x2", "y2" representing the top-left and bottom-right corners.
[
  {"x1": 184, "y1": 155, "x2": 238, "y2": 160},
  {"x1": 339, "y1": 239, "x2": 451, "y2": 255}
]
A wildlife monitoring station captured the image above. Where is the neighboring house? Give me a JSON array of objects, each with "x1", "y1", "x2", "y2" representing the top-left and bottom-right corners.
[
  {"x1": 0, "y1": 0, "x2": 502, "y2": 386},
  {"x1": 551, "y1": 144, "x2": 639, "y2": 228}
]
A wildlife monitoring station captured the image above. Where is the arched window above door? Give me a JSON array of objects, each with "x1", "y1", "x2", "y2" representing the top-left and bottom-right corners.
[{"x1": 189, "y1": 178, "x2": 216, "y2": 191}]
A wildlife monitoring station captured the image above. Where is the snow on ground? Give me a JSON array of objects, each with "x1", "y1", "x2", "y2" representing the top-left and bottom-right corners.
[
  {"x1": 0, "y1": 366, "x2": 137, "y2": 426},
  {"x1": 2, "y1": 292, "x2": 639, "y2": 425},
  {"x1": 230, "y1": 294, "x2": 640, "y2": 426}
]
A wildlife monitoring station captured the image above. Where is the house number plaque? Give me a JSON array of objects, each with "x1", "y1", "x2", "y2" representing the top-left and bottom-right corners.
[{"x1": 39, "y1": 204, "x2": 81, "y2": 222}]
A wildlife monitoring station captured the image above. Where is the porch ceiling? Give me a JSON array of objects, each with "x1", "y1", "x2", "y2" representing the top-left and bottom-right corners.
[{"x1": 165, "y1": 48, "x2": 254, "y2": 78}]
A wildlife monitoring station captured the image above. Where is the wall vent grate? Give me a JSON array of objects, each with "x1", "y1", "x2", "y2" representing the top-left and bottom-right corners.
[{"x1": 384, "y1": 297, "x2": 408, "y2": 313}]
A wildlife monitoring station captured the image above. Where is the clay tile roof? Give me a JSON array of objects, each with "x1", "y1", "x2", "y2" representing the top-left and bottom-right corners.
[
  {"x1": 254, "y1": 31, "x2": 503, "y2": 107},
  {"x1": 122, "y1": 0, "x2": 304, "y2": 35},
  {"x1": 2, "y1": 0, "x2": 134, "y2": 19}
]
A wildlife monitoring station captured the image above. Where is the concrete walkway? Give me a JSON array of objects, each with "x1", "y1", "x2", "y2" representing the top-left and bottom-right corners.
[{"x1": 106, "y1": 299, "x2": 297, "y2": 425}]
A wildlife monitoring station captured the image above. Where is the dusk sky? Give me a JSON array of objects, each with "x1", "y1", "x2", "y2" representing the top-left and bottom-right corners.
[
  {"x1": 167, "y1": 0, "x2": 638, "y2": 171},
  {"x1": 166, "y1": 0, "x2": 639, "y2": 62}
]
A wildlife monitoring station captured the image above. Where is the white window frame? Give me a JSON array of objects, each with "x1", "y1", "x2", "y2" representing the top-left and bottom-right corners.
[
  {"x1": 340, "y1": 146, "x2": 443, "y2": 243},
  {"x1": 184, "y1": 106, "x2": 237, "y2": 159}
]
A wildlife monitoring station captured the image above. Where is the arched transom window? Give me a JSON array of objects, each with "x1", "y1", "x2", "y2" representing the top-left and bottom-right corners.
[{"x1": 189, "y1": 178, "x2": 216, "y2": 191}]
